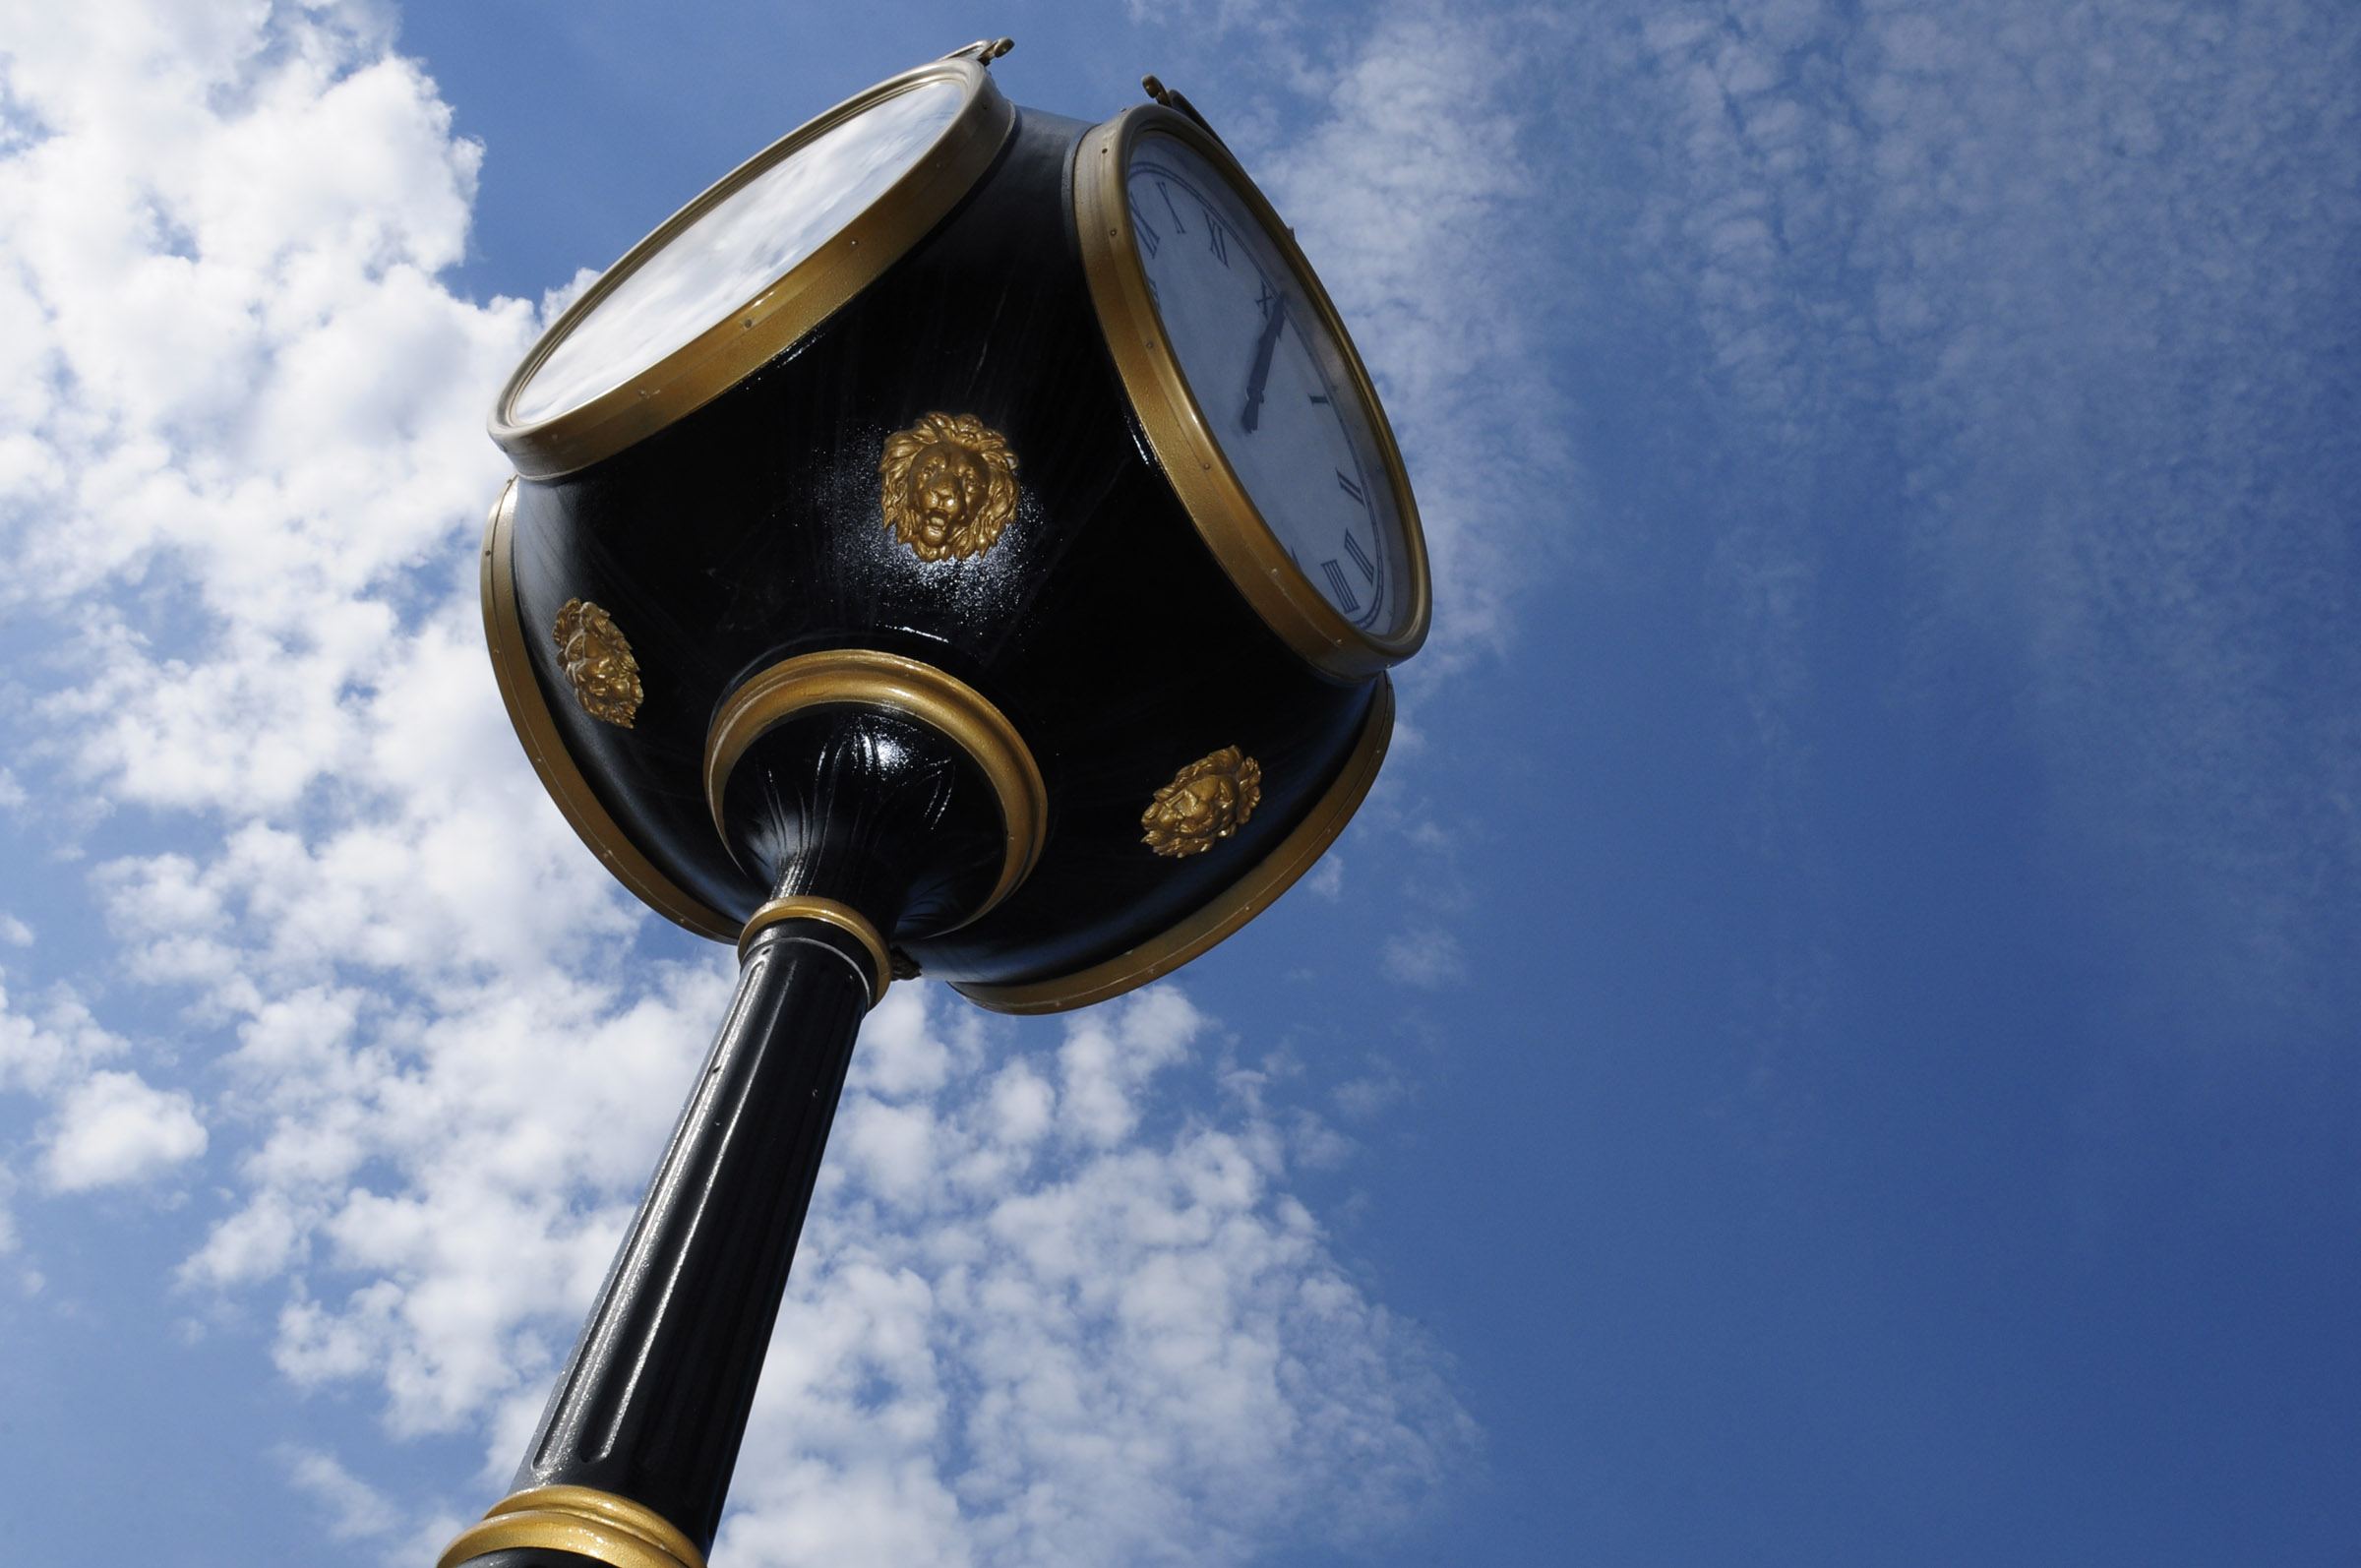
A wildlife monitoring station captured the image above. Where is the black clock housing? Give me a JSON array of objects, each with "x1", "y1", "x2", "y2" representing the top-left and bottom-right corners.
[{"x1": 486, "y1": 56, "x2": 1413, "y2": 1013}]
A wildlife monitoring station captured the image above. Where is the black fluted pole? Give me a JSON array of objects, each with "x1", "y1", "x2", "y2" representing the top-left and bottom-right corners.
[{"x1": 439, "y1": 919, "x2": 869, "y2": 1568}]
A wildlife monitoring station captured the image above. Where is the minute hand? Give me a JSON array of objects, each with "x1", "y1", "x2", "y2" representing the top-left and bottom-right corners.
[{"x1": 1239, "y1": 293, "x2": 1289, "y2": 433}]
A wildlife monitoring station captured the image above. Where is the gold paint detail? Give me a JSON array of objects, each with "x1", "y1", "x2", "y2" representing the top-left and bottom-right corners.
[
  {"x1": 957, "y1": 677, "x2": 1394, "y2": 1014},
  {"x1": 703, "y1": 650, "x2": 1047, "y2": 927},
  {"x1": 553, "y1": 598, "x2": 643, "y2": 727},
  {"x1": 490, "y1": 59, "x2": 1015, "y2": 479},
  {"x1": 739, "y1": 896, "x2": 891, "y2": 1007},
  {"x1": 1072, "y1": 107, "x2": 1432, "y2": 680},
  {"x1": 1141, "y1": 746, "x2": 1262, "y2": 858},
  {"x1": 481, "y1": 479, "x2": 739, "y2": 942},
  {"x1": 879, "y1": 412, "x2": 1019, "y2": 562},
  {"x1": 436, "y1": 1484, "x2": 704, "y2": 1568}
]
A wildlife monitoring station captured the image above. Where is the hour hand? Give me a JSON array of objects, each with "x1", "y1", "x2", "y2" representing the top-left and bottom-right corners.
[{"x1": 1240, "y1": 293, "x2": 1288, "y2": 433}]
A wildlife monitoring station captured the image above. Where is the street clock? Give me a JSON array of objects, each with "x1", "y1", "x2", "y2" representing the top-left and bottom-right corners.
[{"x1": 444, "y1": 40, "x2": 1428, "y2": 1568}]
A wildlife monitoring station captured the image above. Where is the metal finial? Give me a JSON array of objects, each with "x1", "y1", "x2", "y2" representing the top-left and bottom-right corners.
[{"x1": 1138, "y1": 74, "x2": 1228, "y2": 149}]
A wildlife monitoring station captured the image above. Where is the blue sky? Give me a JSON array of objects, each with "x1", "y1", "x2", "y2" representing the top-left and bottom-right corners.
[{"x1": 1, "y1": 1, "x2": 2355, "y2": 1563}]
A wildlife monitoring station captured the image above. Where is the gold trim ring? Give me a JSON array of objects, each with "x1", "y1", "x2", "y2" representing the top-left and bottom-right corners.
[
  {"x1": 740, "y1": 896, "x2": 892, "y2": 1005},
  {"x1": 491, "y1": 57, "x2": 1015, "y2": 479},
  {"x1": 482, "y1": 478, "x2": 740, "y2": 942},
  {"x1": 704, "y1": 650, "x2": 1048, "y2": 929},
  {"x1": 437, "y1": 1485, "x2": 704, "y2": 1568},
  {"x1": 956, "y1": 675, "x2": 1393, "y2": 1014}
]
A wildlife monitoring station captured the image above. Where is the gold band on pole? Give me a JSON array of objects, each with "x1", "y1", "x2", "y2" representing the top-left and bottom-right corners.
[
  {"x1": 437, "y1": 1485, "x2": 704, "y2": 1568},
  {"x1": 703, "y1": 649, "x2": 1048, "y2": 928},
  {"x1": 740, "y1": 895, "x2": 892, "y2": 1006}
]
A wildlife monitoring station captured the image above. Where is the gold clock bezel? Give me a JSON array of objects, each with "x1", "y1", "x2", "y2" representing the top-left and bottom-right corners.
[
  {"x1": 1073, "y1": 106, "x2": 1432, "y2": 681},
  {"x1": 491, "y1": 57, "x2": 1016, "y2": 480}
]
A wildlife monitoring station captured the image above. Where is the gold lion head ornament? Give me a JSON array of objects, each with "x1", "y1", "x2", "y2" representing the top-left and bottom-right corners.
[
  {"x1": 553, "y1": 598, "x2": 642, "y2": 727},
  {"x1": 1141, "y1": 746, "x2": 1263, "y2": 858},
  {"x1": 878, "y1": 412, "x2": 1019, "y2": 562}
]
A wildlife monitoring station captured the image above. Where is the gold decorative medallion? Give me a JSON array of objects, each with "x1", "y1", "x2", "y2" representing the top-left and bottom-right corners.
[
  {"x1": 553, "y1": 598, "x2": 643, "y2": 727},
  {"x1": 879, "y1": 411, "x2": 1019, "y2": 561},
  {"x1": 1142, "y1": 746, "x2": 1263, "y2": 858}
]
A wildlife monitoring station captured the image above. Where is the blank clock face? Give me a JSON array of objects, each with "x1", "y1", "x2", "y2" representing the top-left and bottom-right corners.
[
  {"x1": 509, "y1": 77, "x2": 967, "y2": 428},
  {"x1": 1121, "y1": 131, "x2": 1414, "y2": 639}
]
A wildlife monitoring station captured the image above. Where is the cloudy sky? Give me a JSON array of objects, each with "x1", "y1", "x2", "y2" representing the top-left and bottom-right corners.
[{"x1": 1, "y1": 0, "x2": 2355, "y2": 1563}]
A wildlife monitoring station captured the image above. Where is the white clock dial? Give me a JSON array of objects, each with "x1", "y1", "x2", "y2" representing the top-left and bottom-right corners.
[
  {"x1": 510, "y1": 77, "x2": 966, "y2": 427},
  {"x1": 1122, "y1": 132, "x2": 1413, "y2": 637}
]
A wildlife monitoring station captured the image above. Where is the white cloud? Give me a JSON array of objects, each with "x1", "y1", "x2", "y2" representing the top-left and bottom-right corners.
[
  {"x1": 1382, "y1": 927, "x2": 1466, "y2": 990},
  {"x1": 1256, "y1": 5, "x2": 1585, "y2": 668},
  {"x1": 282, "y1": 1445, "x2": 402, "y2": 1542},
  {"x1": 0, "y1": 2, "x2": 1480, "y2": 1556},
  {"x1": 1601, "y1": 0, "x2": 2361, "y2": 1010},
  {"x1": 721, "y1": 988, "x2": 1475, "y2": 1567},
  {"x1": 0, "y1": 975, "x2": 123, "y2": 1094},
  {"x1": 0, "y1": 915, "x2": 32, "y2": 946},
  {"x1": 1302, "y1": 855, "x2": 1344, "y2": 900},
  {"x1": 38, "y1": 1066, "x2": 208, "y2": 1190}
]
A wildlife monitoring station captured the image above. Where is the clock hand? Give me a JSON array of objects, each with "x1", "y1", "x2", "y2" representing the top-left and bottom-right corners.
[{"x1": 1240, "y1": 293, "x2": 1289, "y2": 433}]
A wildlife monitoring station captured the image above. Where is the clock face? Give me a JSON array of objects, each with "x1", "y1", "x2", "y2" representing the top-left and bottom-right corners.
[
  {"x1": 1121, "y1": 132, "x2": 1415, "y2": 640},
  {"x1": 509, "y1": 76, "x2": 968, "y2": 428}
]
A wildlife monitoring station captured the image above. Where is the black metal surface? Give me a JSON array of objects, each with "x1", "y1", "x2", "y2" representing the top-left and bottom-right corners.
[
  {"x1": 504, "y1": 98, "x2": 1377, "y2": 987},
  {"x1": 719, "y1": 707, "x2": 1003, "y2": 939}
]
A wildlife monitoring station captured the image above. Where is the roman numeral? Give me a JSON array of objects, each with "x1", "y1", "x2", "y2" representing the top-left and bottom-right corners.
[
  {"x1": 1336, "y1": 469, "x2": 1366, "y2": 507},
  {"x1": 1157, "y1": 181, "x2": 1187, "y2": 231},
  {"x1": 1205, "y1": 219, "x2": 1229, "y2": 266},
  {"x1": 1307, "y1": 393, "x2": 1330, "y2": 405},
  {"x1": 1342, "y1": 533, "x2": 1375, "y2": 581},
  {"x1": 1322, "y1": 560, "x2": 1360, "y2": 613},
  {"x1": 1255, "y1": 279, "x2": 1278, "y2": 321},
  {"x1": 1128, "y1": 198, "x2": 1161, "y2": 257}
]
